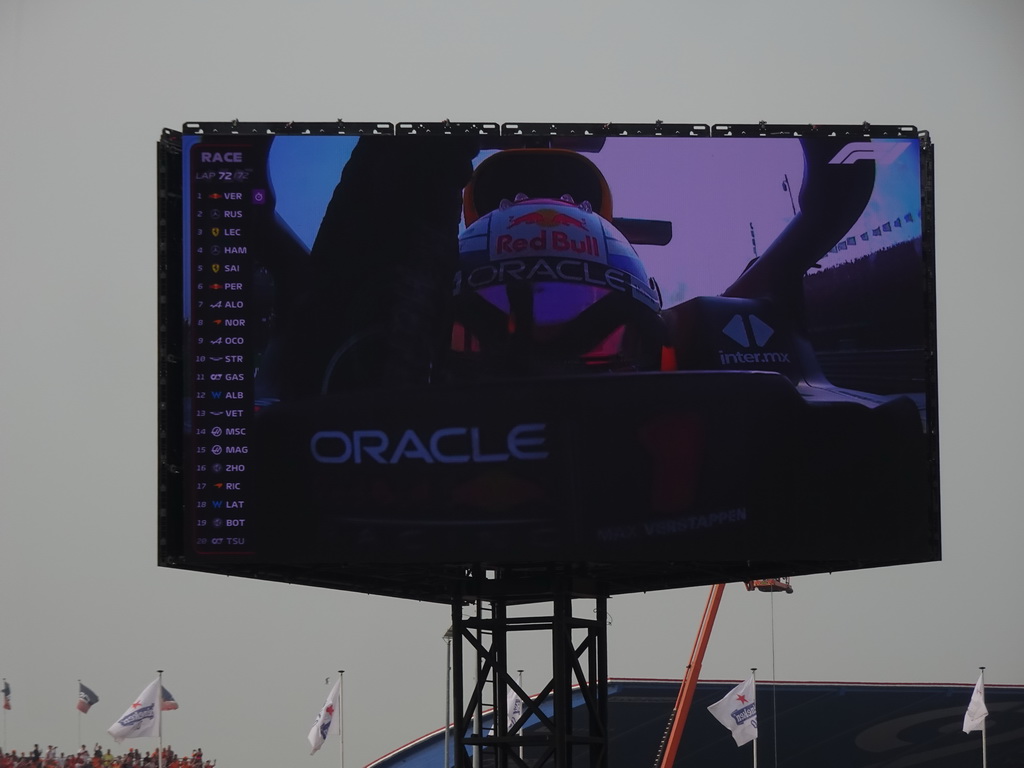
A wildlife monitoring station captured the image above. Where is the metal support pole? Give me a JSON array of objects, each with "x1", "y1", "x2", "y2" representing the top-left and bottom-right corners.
[
  {"x1": 444, "y1": 627, "x2": 454, "y2": 768},
  {"x1": 452, "y1": 604, "x2": 466, "y2": 768},
  {"x1": 474, "y1": 598, "x2": 483, "y2": 768},
  {"x1": 552, "y1": 593, "x2": 570, "y2": 768}
]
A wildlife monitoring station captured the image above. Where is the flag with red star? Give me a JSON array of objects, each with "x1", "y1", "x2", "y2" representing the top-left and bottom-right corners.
[
  {"x1": 308, "y1": 677, "x2": 342, "y2": 755},
  {"x1": 707, "y1": 674, "x2": 757, "y2": 746},
  {"x1": 107, "y1": 678, "x2": 162, "y2": 742}
]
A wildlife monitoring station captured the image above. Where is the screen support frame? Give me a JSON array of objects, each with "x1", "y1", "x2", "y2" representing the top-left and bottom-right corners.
[{"x1": 452, "y1": 580, "x2": 609, "y2": 768}]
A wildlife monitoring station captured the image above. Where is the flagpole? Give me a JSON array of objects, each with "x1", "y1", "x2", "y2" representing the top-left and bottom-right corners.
[
  {"x1": 980, "y1": 667, "x2": 987, "y2": 768},
  {"x1": 473, "y1": 599, "x2": 482, "y2": 768},
  {"x1": 78, "y1": 679, "x2": 82, "y2": 747},
  {"x1": 517, "y1": 670, "x2": 524, "y2": 763},
  {"x1": 157, "y1": 671, "x2": 165, "y2": 768},
  {"x1": 443, "y1": 626, "x2": 453, "y2": 768},
  {"x1": 338, "y1": 671, "x2": 345, "y2": 768},
  {"x1": 750, "y1": 668, "x2": 757, "y2": 768}
]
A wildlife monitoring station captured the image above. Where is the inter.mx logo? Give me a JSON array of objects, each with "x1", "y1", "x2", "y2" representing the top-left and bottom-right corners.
[{"x1": 718, "y1": 314, "x2": 790, "y2": 366}]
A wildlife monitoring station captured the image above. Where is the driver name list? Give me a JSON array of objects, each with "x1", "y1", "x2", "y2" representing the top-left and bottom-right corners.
[{"x1": 188, "y1": 142, "x2": 263, "y2": 556}]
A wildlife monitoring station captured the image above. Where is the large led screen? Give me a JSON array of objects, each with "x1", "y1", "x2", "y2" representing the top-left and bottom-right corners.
[{"x1": 157, "y1": 123, "x2": 938, "y2": 601}]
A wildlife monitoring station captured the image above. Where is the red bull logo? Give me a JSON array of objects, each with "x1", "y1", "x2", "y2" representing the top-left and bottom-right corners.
[
  {"x1": 508, "y1": 208, "x2": 588, "y2": 230},
  {"x1": 496, "y1": 230, "x2": 602, "y2": 258}
]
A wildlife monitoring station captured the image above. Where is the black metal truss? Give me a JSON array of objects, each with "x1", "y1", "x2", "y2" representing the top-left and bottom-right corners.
[{"x1": 451, "y1": 593, "x2": 609, "y2": 768}]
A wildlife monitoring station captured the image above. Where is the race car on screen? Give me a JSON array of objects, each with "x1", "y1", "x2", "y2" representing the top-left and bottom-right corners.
[{"x1": 248, "y1": 133, "x2": 932, "y2": 571}]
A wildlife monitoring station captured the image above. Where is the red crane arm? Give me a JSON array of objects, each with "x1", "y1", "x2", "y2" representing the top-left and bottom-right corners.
[{"x1": 658, "y1": 582, "x2": 726, "y2": 768}]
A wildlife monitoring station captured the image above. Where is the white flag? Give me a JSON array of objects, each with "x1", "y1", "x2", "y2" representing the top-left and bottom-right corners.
[
  {"x1": 507, "y1": 688, "x2": 524, "y2": 732},
  {"x1": 708, "y1": 675, "x2": 757, "y2": 746},
  {"x1": 107, "y1": 678, "x2": 161, "y2": 742},
  {"x1": 487, "y1": 687, "x2": 525, "y2": 737},
  {"x1": 308, "y1": 677, "x2": 342, "y2": 755},
  {"x1": 963, "y1": 673, "x2": 988, "y2": 733}
]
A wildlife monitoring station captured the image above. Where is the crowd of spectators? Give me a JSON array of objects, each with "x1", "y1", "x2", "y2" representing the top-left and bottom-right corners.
[{"x1": 0, "y1": 745, "x2": 214, "y2": 768}]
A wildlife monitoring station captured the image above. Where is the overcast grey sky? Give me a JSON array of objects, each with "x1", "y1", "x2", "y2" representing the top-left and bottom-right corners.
[{"x1": 1, "y1": 2, "x2": 1022, "y2": 767}]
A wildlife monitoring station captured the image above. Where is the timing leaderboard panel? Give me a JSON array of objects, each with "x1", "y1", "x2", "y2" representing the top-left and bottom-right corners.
[{"x1": 186, "y1": 139, "x2": 266, "y2": 556}]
